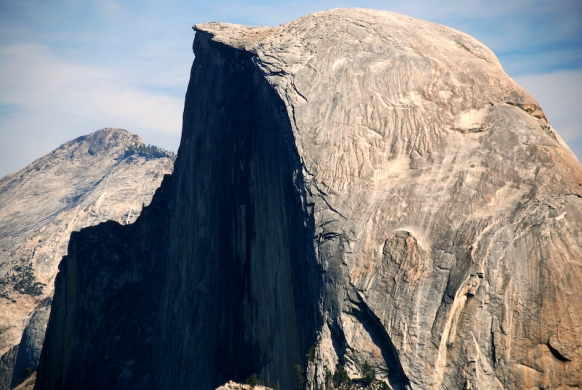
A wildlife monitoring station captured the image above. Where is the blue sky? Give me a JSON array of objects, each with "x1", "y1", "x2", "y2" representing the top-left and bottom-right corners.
[{"x1": 0, "y1": 0, "x2": 581, "y2": 177}]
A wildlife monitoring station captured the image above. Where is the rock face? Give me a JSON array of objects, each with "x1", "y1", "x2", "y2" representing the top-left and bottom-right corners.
[
  {"x1": 35, "y1": 9, "x2": 582, "y2": 390},
  {"x1": 0, "y1": 128, "x2": 175, "y2": 388},
  {"x1": 8, "y1": 301, "x2": 50, "y2": 389}
]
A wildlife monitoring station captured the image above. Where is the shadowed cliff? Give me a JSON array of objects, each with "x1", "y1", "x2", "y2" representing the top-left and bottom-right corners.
[
  {"x1": 36, "y1": 22, "x2": 321, "y2": 390},
  {"x1": 151, "y1": 30, "x2": 321, "y2": 389},
  {"x1": 35, "y1": 174, "x2": 172, "y2": 389}
]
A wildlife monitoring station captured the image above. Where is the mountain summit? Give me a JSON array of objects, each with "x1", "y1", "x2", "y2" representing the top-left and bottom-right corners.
[
  {"x1": 37, "y1": 9, "x2": 582, "y2": 390},
  {"x1": 0, "y1": 128, "x2": 175, "y2": 389}
]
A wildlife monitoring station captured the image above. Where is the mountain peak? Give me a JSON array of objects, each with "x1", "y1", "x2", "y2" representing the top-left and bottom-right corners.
[
  {"x1": 80, "y1": 128, "x2": 142, "y2": 155},
  {"x1": 60, "y1": 127, "x2": 141, "y2": 158}
]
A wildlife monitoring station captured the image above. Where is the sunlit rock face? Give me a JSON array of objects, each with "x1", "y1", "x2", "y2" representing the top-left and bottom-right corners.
[
  {"x1": 0, "y1": 128, "x2": 174, "y2": 389},
  {"x1": 36, "y1": 9, "x2": 582, "y2": 390}
]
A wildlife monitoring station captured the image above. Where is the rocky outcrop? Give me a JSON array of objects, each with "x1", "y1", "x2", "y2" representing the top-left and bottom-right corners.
[
  {"x1": 0, "y1": 128, "x2": 175, "y2": 388},
  {"x1": 216, "y1": 381, "x2": 274, "y2": 390},
  {"x1": 35, "y1": 9, "x2": 582, "y2": 390},
  {"x1": 8, "y1": 300, "x2": 50, "y2": 389}
]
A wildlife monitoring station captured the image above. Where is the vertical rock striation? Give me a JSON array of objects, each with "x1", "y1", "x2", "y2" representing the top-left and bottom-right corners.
[{"x1": 36, "y1": 9, "x2": 582, "y2": 390}]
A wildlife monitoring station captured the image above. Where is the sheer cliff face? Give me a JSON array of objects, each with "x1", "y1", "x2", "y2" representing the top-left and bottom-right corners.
[
  {"x1": 154, "y1": 32, "x2": 320, "y2": 389},
  {"x1": 0, "y1": 128, "x2": 174, "y2": 389},
  {"x1": 37, "y1": 8, "x2": 582, "y2": 390}
]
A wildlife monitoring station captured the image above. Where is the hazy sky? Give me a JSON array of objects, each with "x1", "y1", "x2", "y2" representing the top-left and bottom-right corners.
[{"x1": 0, "y1": 0, "x2": 581, "y2": 177}]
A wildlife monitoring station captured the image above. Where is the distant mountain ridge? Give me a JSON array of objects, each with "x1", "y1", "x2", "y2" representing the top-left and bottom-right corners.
[{"x1": 0, "y1": 128, "x2": 175, "y2": 389}]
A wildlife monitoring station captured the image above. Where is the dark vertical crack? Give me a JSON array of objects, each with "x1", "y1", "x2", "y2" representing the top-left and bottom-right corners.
[{"x1": 347, "y1": 288, "x2": 411, "y2": 390}]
